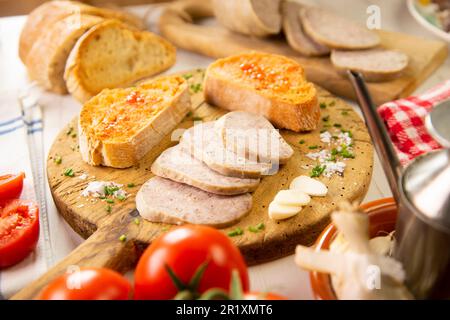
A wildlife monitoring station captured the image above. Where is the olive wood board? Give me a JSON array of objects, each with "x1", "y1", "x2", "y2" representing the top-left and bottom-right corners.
[
  {"x1": 13, "y1": 69, "x2": 373, "y2": 299},
  {"x1": 159, "y1": 0, "x2": 448, "y2": 106}
]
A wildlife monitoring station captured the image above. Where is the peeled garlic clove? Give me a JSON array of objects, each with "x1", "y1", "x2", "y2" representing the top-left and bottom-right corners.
[
  {"x1": 289, "y1": 175, "x2": 328, "y2": 196},
  {"x1": 268, "y1": 201, "x2": 302, "y2": 220},
  {"x1": 274, "y1": 189, "x2": 311, "y2": 206}
]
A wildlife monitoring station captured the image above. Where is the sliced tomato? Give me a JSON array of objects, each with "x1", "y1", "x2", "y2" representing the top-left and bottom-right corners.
[
  {"x1": 39, "y1": 268, "x2": 131, "y2": 300},
  {"x1": 244, "y1": 292, "x2": 287, "y2": 300},
  {"x1": 0, "y1": 199, "x2": 39, "y2": 268},
  {"x1": 0, "y1": 172, "x2": 25, "y2": 205}
]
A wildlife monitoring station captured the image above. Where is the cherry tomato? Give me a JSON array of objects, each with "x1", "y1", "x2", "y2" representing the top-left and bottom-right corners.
[
  {"x1": 134, "y1": 225, "x2": 249, "y2": 300},
  {"x1": 39, "y1": 267, "x2": 131, "y2": 300},
  {"x1": 244, "y1": 292, "x2": 287, "y2": 300},
  {"x1": 0, "y1": 199, "x2": 39, "y2": 268},
  {"x1": 0, "y1": 173, "x2": 25, "y2": 205}
]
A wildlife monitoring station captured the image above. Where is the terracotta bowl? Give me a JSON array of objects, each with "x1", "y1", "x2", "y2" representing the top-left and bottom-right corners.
[{"x1": 309, "y1": 198, "x2": 398, "y2": 300}]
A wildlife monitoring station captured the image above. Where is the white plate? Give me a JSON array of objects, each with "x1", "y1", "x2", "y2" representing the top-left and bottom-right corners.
[{"x1": 407, "y1": 0, "x2": 450, "y2": 42}]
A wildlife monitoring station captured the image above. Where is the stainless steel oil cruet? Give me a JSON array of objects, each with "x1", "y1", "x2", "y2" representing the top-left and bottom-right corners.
[{"x1": 348, "y1": 71, "x2": 450, "y2": 299}]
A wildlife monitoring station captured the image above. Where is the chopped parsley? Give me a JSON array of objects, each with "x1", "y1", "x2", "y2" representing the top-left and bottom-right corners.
[
  {"x1": 63, "y1": 168, "x2": 74, "y2": 177},
  {"x1": 322, "y1": 115, "x2": 330, "y2": 122},
  {"x1": 341, "y1": 111, "x2": 349, "y2": 116},
  {"x1": 228, "y1": 227, "x2": 244, "y2": 237},
  {"x1": 190, "y1": 83, "x2": 202, "y2": 93},
  {"x1": 311, "y1": 165, "x2": 326, "y2": 178},
  {"x1": 299, "y1": 139, "x2": 305, "y2": 144},
  {"x1": 341, "y1": 129, "x2": 353, "y2": 138},
  {"x1": 105, "y1": 198, "x2": 114, "y2": 204},
  {"x1": 104, "y1": 185, "x2": 120, "y2": 196},
  {"x1": 182, "y1": 73, "x2": 193, "y2": 80},
  {"x1": 248, "y1": 223, "x2": 265, "y2": 233},
  {"x1": 333, "y1": 123, "x2": 342, "y2": 128},
  {"x1": 319, "y1": 102, "x2": 327, "y2": 109},
  {"x1": 106, "y1": 205, "x2": 112, "y2": 213},
  {"x1": 127, "y1": 183, "x2": 135, "y2": 188},
  {"x1": 308, "y1": 145, "x2": 319, "y2": 150},
  {"x1": 340, "y1": 145, "x2": 355, "y2": 159},
  {"x1": 54, "y1": 155, "x2": 62, "y2": 165},
  {"x1": 116, "y1": 195, "x2": 126, "y2": 201}
]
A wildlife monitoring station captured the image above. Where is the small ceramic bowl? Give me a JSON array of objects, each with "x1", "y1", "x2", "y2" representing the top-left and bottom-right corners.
[{"x1": 309, "y1": 198, "x2": 398, "y2": 300}]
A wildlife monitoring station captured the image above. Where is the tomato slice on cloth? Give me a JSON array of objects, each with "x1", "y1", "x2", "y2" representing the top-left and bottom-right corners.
[
  {"x1": 39, "y1": 267, "x2": 131, "y2": 300},
  {"x1": 0, "y1": 199, "x2": 39, "y2": 268},
  {"x1": 0, "y1": 173, "x2": 25, "y2": 204},
  {"x1": 134, "y1": 225, "x2": 249, "y2": 300}
]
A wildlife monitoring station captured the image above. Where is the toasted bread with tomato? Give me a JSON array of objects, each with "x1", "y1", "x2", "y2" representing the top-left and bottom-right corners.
[
  {"x1": 204, "y1": 52, "x2": 319, "y2": 132},
  {"x1": 78, "y1": 75, "x2": 190, "y2": 168}
]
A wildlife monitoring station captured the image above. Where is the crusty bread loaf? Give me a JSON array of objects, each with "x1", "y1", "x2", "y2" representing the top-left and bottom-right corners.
[
  {"x1": 25, "y1": 14, "x2": 104, "y2": 94},
  {"x1": 65, "y1": 20, "x2": 176, "y2": 103},
  {"x1": 78, "y1": 75, "x2": 190, "y2": 168},
  {"x1": 212, "y1": 0, "x2": 282, "y2": 37},
  {"x1": 282, "y1": 1, "x2": 330, "y2": 57},
  {"x1": 19, "y1": 0, "x2": 144, "y2": 63},
  {"x1": 204, "y1": 52, "x2": 320, "y2": 132},
  {"x1": 331, "y1": 49, "x2": 409, "y2": 82},
  {"x1": 300, "y1": 7, "x2": 380, "y2": 50}
]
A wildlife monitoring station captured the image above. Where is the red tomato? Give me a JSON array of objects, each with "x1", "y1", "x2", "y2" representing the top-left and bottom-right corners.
[
  {"x1": 39, "y1": 268, "x2": 131, "y2": 300},
  {"x1": 0, "y1": 199, "x2": 39, "y2": 268},
  {"x1": 244, "y1": 292, "x2": 287, "y2": 300},
  {"x1": 0, "y1": 173, "x2": 25, "y2": 204},
  {"x1": 134, "y1": 225, "x2": 249, "y2": 300}
]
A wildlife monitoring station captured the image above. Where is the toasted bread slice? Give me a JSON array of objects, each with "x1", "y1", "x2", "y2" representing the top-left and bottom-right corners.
[
  {"x1": 78, "y1": 75, "x2": 190, "y2": 168},
  {"x1": 213, "y1": 0, "x2": 282, "y2": 37},
  {"x1": 19, "y1": 0, "x2": 144, "y2": 63},
  {"x1": 300, "y1": 7, "x2": 380, "y2": 50},
  {"x1": 331, "y1": 49, "x2": 409, "y2": 82},
  {"x1": 204, "y1": 52, "x2": 320, "y2": 132},
  {"x1": 65, "y1": 20, "x2": 176, "y2": 103},
  {"x1": 282, "y1": 1, "x2": 330, "y2": 57},
  {"x1": 25, "y1": 14, "x2": 104, "y2": 94}
]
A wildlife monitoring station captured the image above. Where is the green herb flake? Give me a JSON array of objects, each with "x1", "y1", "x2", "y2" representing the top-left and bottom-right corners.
[
  {"x1": 333, "y1": 123, "x2": 342, "y2": 128},
  {"x1": 319, "y1": 102, "x2": 327, "y2": 109},
  {"x1": 341, "y1": 111, "x2": 349, "y2": 116},
  {"x1": 182, "y1": 73, "x2": 193, "y2": 80},
  {"x1": 116, "y1": 195, "x2": 126, "y2": 201},
  {"x1": 127, "y1": 183, "x2": 135, "y2": 188},
  {"x1": 63, "y1": 168, "x2": 74, "y2": 177},
  {"x1": 248, "y1": 223, "x2": 265, "y2": 233},
  {"x1": 322, "y1": 115, "x2": 330, "y2": 122},
  {"x1": 331, "y1": 148, "x2": 339, "y2": 156},
  {"x1": 311, "y1": 165, "x2": 326, "y2": 178},
  {"x1": 105, "y1": 198, "x2": 114, "y2": 204},
  {"x1": 341, "y1": 148, "x2": 355, "y2": 159},
  {"x1": 54, "y1": 155, "x2": 62, "y2": 165},
  {"x1": 341, "y1": 129, "x2": 353, "y2": 138},
  {"x1": 106, "y1": 205, "x2": 112, "y2": 213},
  {"x1": 190, "y1": 83, "x2": 202, "y2": 93},
  {"x1": 104, "y1": 185, "x2": 119, "y2": 196},
  {"x1": 299, "y1": 139, "x2": 305, "y2": 144},
  {"x1": 329, "y1": 101, "x2": 336, "y2": 106},
  {"x1": 119, "y1": 234, "x2": 127, "y2": 242},
  {"x1": 228, "y1": 227, "x2": 244, "y2": 237},
  {"x1": 134, "y1": 218, "x2": 140, "y2": 225},
  {"x1": 308, "y1": 145, "x2": 319, "y2": 150}
]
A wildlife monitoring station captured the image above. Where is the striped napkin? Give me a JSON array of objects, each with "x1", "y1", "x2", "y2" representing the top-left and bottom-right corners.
[
  {"x1": 0, "y1": 88, "x2": 48, "y2": 299},
  {"x1": 378, "y1": 80, "x2": 450, "y2": 165}
]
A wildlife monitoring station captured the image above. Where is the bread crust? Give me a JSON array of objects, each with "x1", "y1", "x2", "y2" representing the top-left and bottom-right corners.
[
  {"x1": 25, "y1": 14, "x2": 104, "y2": 94},
  {"x1": 204, "y1": 53, "x2": 320, "y2": 132},
  {"x1": 19, "y1": 0, "x2": 144, "y2": 63},
  {"x1": 78, "y1": 76, "x2": 190, "y2": 168},
  {"x1": 64, "y1": 20, "x2": 176, "y2": 103}
]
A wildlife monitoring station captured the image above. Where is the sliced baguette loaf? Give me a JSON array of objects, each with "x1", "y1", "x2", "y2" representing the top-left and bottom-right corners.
[
  {"x1": 282, "y1": 1, "x2": 330, "y2": 57},
  {"x1": 19, "y1": 0, "x2": 144, "y2": 63},
  {"x1": 213, "y1": 0, "x2": 282, "y2": 37},
  {"x1": 65, "y1": 19, "x2": 176, "y2": 103},
  {"x1": 25, "y1": 14, "x2": 104, "y2": 94},
  {"x1": 204, "y1": 52, "x2": 320, "y2": 132},
  {"x1": 331, "y1": 49, "x2": 409, "y2": 82},
  {"x1": 78, "y1": 75, "x2": 190, "y2": 168},
  {"x1": 300, "y1": 7, "x2": 380, "y2": 50}
]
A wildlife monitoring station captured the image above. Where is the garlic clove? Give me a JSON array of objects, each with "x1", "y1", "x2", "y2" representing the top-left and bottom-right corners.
[
  {"x1": 289, "y1": 175, "x2": 328, "y2": 196},
  {"x1": 268, "y1": 201, "x2": 302, "y2": 220},
  {"x1": 274, "y1": 189, "x2": 311, "y2": 206}
]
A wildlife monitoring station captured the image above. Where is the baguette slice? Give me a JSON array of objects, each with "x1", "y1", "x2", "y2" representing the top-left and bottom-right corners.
[
  {"x1": 19, "y1": 0, "x2": 144, "y2": 63},
  {"x1": 204, "y1": 52, "x2": 320, "y2": 132},
  {"x1": 213, "y1": 0, "x2": 282, "y2": 37},
  {"x1": 78, "y1": 75, "x2": 190, "y2": 168},
  {"x1": 300, "y1": 7, "x2": 380, "y2": 50},
  {"x1": 282, "y1": 1, "x2": 330, "y2": 57},
  {"x1": 331, "y1": 49, "x2": 409, "y2": 82},
  {"x1": 65, "y1": 19, "x2": 176, "y2": 103},
  {"x1": 25, "y1": 14, "x2": 104, "y2": 94}
]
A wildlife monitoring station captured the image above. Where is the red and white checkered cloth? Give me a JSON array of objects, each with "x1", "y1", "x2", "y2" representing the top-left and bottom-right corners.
[{"x1": 378, "y1": 80, "x2": 450, "y2": 165}]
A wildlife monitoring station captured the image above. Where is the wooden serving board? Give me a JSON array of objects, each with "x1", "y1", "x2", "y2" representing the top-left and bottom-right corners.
[
  {"x1": 13, "y1": 69, "x2": 373, "y2": 299},
  {"x1": 159, "y1": 0, "x2": 448, "y2": 106}
]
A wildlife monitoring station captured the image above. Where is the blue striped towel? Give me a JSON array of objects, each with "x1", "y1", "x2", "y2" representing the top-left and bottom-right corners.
[{"x1": 0, "y1": 89, "x2": 47, "y2": 299}]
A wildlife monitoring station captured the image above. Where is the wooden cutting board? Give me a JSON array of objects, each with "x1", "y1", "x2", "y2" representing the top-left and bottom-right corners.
[
  {"x1": 159, "y1": 0, "x2": 448, "y2": 106},
  {"x1": 13, "y1": 69, "x2": 373, "y2": 299}
]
